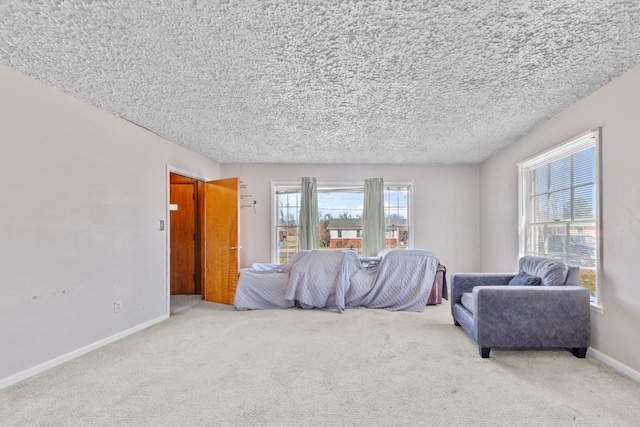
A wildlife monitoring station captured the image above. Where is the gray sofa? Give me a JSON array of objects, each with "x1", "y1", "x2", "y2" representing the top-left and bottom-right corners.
[{"x1": 451, "y1": 256, "x2": 591, "y2": 358}]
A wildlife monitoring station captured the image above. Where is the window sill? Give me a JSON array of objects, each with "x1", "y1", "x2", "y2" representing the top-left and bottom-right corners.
[{"x1": 590, "y1": 303, "x2": 603, "y2": 314}]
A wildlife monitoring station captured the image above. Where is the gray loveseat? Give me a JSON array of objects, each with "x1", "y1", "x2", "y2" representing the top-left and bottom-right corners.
[{"x1": 451, "y1": 256, "x2": 590, "y2": 358}]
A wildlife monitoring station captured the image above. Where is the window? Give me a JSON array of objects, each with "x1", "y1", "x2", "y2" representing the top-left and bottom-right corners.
[
  {"x1": 273, "y1": 182, "x2": 412, "y2": 263},
  {"x1": 518, "y1": 130, "x2": 601, "y2": 305},
  {"x1": 384, "y1": 186, "x2": 409, "y2": 247}
]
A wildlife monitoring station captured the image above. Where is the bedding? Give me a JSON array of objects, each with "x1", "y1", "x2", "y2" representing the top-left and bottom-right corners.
[{"x1": 234, "y1": 249, "x2": 446, "y2": 312}]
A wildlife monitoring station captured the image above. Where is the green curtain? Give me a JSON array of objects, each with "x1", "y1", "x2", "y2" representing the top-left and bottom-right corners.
[
  {"x1": 363, "y1": 178, "x2": 385, "y2": 257},
  {"x1": 299, "y1": 177, "x2": 319, "y2": 250}
]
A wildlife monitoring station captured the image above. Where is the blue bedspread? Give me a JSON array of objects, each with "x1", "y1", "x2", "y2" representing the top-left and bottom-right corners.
[{"x1": 234, "y1": 249, "x2": 442, "y2": 312}]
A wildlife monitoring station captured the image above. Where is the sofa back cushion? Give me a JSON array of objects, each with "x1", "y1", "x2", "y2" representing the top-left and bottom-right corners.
[
  {"x1": 519, "y1": 256, "x2": 569, "y2": 286},
  {"x1": 565, "y1": 266, "x2": 580, "y2": 286}
]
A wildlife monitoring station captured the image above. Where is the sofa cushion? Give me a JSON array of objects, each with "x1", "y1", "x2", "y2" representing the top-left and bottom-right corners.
[
  {"x1": 508, "y1": 272, "x2": 542, "y2": 286},
  {"x1": 460, "y1": 292, "x2": 474, "y2": 314},
  {"x1": 519, "y1": 256, "x2": 569, "y2": 286}
]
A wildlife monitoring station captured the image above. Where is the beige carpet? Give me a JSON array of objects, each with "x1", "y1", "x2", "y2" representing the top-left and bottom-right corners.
[
  {"x1": 1, "y1": 299, "x2": 639, "y2": 426},
  {"x1": 169, "y1": 294, "x2": 203, "y2": 314}
]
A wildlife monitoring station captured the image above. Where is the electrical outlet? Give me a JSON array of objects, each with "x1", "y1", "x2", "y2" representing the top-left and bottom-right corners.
[{"x1": 114, "y1": 301, "x2": 122, "y2": 313}]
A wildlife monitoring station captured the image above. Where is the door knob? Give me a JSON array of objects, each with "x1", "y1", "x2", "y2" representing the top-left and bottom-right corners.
[{"x1": 231, "y1": 246, "x2": 242, "y2": 250}]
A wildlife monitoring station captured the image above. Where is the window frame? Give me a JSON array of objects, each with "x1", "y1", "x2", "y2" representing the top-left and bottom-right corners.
[
  {"x1": 517, "y1": 129, "x2": 602, "y2": 309},
  {"x1": 271, "y1": 180, "x2": 413, "y2": 263}
]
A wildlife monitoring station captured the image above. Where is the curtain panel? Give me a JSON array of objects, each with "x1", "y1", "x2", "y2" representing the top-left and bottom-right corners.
[
  {"x1": 363, "y1": 177, "x2": 385, "y2": 257},
  {"x1": 299, "y1": 177, "x2": 319, "y2": 250}
]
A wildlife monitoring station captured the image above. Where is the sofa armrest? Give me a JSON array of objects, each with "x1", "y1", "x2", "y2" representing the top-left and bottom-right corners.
[
  {"x1": 450, "y1": 273, "x2": 515, "y2": 317},
  {"x1": 474, "y1": 285, "x2": 591, "y2": 348}
]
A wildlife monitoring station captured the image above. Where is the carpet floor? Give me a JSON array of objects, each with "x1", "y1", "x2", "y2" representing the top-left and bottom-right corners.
[{"x1": 1, "y1": 298, "x2": 639, "y2": 426}]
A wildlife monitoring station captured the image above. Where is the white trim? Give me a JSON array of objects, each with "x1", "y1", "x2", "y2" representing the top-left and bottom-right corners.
[
  {"x1": 408, "y1": 180, "x2": 415, "y2": 248},
  {"x1": 517, "y1": 129, "x2": 598, "y2": 167},
  {"x1": 517, "y1": 129, "x2": 601, "y2": 304},
  {"x1": 0, "y1": 314, "x2": 169, "y2": 390},
  {"x1": 167, "y1": 166, "x2": 213, "y2": 183},
  {"x1": 593, "y1": 129, "x2": 603, "y2": 308},
  {"x1": 517, "y1": 162, "x2": 525, "y2": 256},
  {"x1": 589, "y1": 348, "x2": 640, "y2": 383},
  {"x1": 270, "y1": 179, "x2": 277, "y2": 263}
]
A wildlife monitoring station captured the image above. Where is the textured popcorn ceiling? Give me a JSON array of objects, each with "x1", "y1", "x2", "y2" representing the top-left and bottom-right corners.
[{"x1": 2, "y1": 1, "x2": 640, "y2": 164}]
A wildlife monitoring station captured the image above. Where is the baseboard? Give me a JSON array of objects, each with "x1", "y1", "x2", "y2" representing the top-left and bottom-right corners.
[
  {"x1": 0, "y1": 314, "x2": 169, "y2": 390},
  {"x1": 590, "y1": 348, "x2": 640, "y2": 383}
]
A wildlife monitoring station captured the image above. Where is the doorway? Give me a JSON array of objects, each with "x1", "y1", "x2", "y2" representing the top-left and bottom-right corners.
[
  {"x1": 168, "y1": 171, "x2": 241, "y2": 307},
  {"x1": 169, "y1": 172, "x2": 202, "y2": 296}
]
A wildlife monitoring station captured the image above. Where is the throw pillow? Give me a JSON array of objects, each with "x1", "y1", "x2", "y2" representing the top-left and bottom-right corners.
[{"x1": 508, "y1": 271, "x2": 542, "y2": 286}]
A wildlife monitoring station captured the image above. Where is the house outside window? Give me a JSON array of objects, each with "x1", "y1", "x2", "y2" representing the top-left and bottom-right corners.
[
  {"x1": 273, "y1": 182, "x2": 412, "y2": 263},
  {"x1": 518, "y1": 130, "x2": 601, "y2": 305}
]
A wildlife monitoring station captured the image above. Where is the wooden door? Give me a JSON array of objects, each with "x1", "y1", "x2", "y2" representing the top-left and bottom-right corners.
[
  {"x1": 202, "y1": 177, "x2": 240, "y2": 304},
  {"x1": 170, "y1": 175, "x2": 197, "y2": 295}
]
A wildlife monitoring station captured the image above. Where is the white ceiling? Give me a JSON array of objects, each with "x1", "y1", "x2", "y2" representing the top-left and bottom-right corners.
[{"x1": 2, "y1": 1, "x2": 640, "y2": 164}]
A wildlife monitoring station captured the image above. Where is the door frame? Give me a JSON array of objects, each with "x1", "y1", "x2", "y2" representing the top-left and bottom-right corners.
[{"x1": 165, "y1": 165, "x2": 214, "y2": 313}]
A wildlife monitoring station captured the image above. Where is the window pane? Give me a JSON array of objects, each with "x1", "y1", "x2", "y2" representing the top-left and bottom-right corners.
[
  {"x1": 550, "y1": 157, "x2": 571, "y2": 191},
  {"x1": 277, "y1": 193, "x2": 300, "y2": 226},
  {"x1": 385, "y1": 186, "x2": 409, "y2": 248},
  {"x1": 319, "y1": 190, "x2": 364, "y2": 253},
  {"x1": 276, "y1": 191, "x2": 301, "y2": 263},
  {"x1": 573, "y1": 147, "x2": 594, "y2": 186},
  {"x1": 569, "y1": 225, "x2": 597, "y2": 268},
  {"x1": 528, "y1": 194, "x2": 549, "y2": 223},
  {"x1": 277, "y1": 226, "x2": 299, "y2": 263},
  {"x1": 384, "y1": 187, "x2": 408, "y2": 217},
  {"x1": 550, "y1": 189, "x2": 572, "y2": 222},
  {"x1": 546, "y1": 224, "x2": 567, "y2": 262},
  {"x1": 525, "y1": 224, "x2": 546, "y2": 256},
  {"x1": 318, "y1": 191, "x2": 363, "y2": 220},
  {"x1": 573, "y1": 184, "x2": 595, "y2": 220},
  {"x1": 531, "y1": 166, "x2": 548, "y2": 196}
]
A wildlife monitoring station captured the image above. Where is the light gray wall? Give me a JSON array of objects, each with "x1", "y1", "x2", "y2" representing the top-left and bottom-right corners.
[
  {"x1": 479, "y1": 64, "x2": 640, "y2": 373},
  {"x1": 5, "y1": 57, "x2": 637, "y2": 385},
  {"x1": 220, "y1": 163, "x2": 480, "y2": 277},
  {"x1": 0, "y1": 66, "x2": 221, "y2": 383}
]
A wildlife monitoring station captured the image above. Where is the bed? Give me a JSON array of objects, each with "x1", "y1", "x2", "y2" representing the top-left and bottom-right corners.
[{"x1": 234, "y1": 249, "x2": 447, "y2": 312}]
